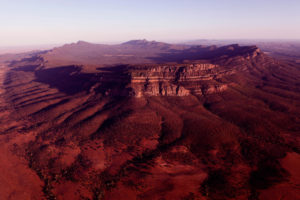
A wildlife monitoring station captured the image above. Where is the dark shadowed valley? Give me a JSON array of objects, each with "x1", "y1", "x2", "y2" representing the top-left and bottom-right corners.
[{"x1": 0, "y1": 40, "x2": 299, "y2": 200}]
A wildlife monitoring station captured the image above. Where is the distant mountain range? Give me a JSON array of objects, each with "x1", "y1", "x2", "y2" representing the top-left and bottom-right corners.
[{"x1": 40, "y1": 39, "x2": 261, "y2": 69}]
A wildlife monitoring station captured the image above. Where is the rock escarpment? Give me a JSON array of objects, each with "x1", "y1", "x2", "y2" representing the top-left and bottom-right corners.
[
  {"x1": 96, "y1": 63, "x2": 230, "y2": 97},
  {"x1": 129, "y1": 63, "x2": 229, "y2": 97}
]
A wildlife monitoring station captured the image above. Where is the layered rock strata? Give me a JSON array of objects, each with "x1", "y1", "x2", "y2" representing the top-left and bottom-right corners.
[{"x1": 128, "y1": 63, "x2": 229, "y2": 97}]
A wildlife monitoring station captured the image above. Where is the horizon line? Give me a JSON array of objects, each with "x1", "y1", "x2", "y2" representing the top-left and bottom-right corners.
[{"x1": 2, "y1": 38, "x2": 300, "y2": 47}]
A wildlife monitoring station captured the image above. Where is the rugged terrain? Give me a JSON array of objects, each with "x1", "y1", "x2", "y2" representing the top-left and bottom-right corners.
[{"x1": 0, "y1": 40, "x2": 299, "y2": 200}]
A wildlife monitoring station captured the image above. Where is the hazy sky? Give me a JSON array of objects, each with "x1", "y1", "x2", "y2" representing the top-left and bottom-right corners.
[{"x1": 0, "y1": 0, "x2": 300, "y2": 46}]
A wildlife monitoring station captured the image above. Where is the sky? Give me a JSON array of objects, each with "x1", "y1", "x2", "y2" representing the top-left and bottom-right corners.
[{"x1": 0, "y1": 0, "x2": 300, "y2": 46}]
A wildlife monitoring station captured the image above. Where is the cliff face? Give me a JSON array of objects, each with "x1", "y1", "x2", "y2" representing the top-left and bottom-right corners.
[
  {"x1": 96, "y1": 63, "x2": 230, "y2": 97},
  {"x1": 129, "y1": 63, "x2": 229, "y2": 97}
]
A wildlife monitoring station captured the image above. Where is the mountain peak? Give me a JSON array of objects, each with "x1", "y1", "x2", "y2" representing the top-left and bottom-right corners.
[
  {"x1": 122, "y1": 39, "x2": 170, "y2": 47},
  {"x1": 122, "y1": 39, "x2": 152, "y2": 45},
  {"x1": 75, "y1": 40, "x2": 92, "y2": 45}
]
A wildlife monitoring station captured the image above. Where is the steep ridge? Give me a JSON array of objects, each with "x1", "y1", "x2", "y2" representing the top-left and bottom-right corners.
[{"x1": 1, "y1": 41, "x2": 299, "y2": 200}]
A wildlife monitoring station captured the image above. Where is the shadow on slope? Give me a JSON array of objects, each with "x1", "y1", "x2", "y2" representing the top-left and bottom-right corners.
[{"x1": 147, "y1": 44, "x2": 260, "y2": 63}]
